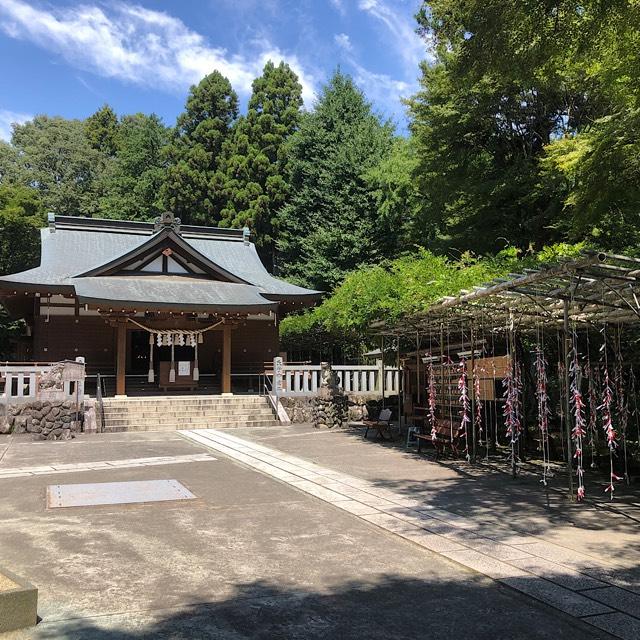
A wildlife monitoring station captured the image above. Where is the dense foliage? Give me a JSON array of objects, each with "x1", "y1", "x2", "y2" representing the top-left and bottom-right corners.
[
  {"x1": 280, "y1": 244, "x2": 584, "y2": 355},
  {"x1": 410, "y1": 0, "x2": 640, "y2": 254},
  {"x1": 276, "y1": 72, "x2": 394, "y2": 290}
]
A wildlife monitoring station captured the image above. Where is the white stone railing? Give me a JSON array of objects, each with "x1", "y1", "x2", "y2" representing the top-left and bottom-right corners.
[
  {"x1": 273, "y1": 362, "x2": 400, "y2": 397},
  {"x1": 0, "y1": 363, "x2": 85, "y2": 405}
]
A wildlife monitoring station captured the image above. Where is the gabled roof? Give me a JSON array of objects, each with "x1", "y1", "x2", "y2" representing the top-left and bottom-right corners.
[{"x1": 0, "y1": 215, "x2": 320, "y2": 313}]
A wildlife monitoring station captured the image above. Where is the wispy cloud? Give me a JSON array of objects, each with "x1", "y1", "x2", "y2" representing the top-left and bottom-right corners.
[
  {"x1": 334, "y1": 33, "x2": 353, "y2": 52},
  {"x1": 0, "y1": 0, "x2": 318, "y2": 104},
  {"x1": 349, "y1": 61, "x2": 410, "y2": 125},
  {"x1": 357, "y1": 0, "x2": 429, "y2": 71},
  {"x1": 0, "y1": 108, "x2": 32, "y2": 141},
  {"x1": 329, "y1": 0, "x2": 346, "y2": 16}
]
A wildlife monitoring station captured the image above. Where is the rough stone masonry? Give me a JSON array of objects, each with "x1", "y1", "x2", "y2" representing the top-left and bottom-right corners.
[{"x1": 0, "y1": 400, "x2": 80, "y2": 440}]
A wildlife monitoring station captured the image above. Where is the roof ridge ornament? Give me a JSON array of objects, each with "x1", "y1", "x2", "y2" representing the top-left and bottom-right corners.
[{"x1": 154, "y1": 211, "x2": 181, "y2": 234}]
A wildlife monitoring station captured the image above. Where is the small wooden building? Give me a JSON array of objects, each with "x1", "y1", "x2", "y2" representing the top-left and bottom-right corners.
[{"x1": 0, "y1": 213, "x2": 319, "y2": 396}]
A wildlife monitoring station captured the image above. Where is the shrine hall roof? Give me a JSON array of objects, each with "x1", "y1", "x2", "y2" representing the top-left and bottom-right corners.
[{"x1": 0, "y1": 215, "x2": 320, "y2": 313}]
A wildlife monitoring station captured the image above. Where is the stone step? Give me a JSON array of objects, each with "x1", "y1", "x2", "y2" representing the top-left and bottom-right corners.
[
  {"x1": 103, "y1": 420, "x2": 279, "y2": 433},
  {"x1": 100, "y1": 394, "x2": 278, "y2": 432},
  {"x1": 102, "y1": 395, "x2": 265, "y2": 403},
  {"x1": 102, "y1": 405, "x2": 274, "y2": 415},
  {"x1": 104, "y1": 405, "x2": 271, "y2": 417},
  {"x1": 103, "y1": 399, "x2": 269, "y2": 411},
  {"x1": 103, "y1": 414, "x2": 275, "y2": 426}
]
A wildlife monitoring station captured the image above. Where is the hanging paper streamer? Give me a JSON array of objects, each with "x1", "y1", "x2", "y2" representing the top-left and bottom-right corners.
[
  {"x1": 169, "y1": 342, "x2": 176, "y2": 382},
  {"x1": 535, "y1": 347, "x2": 551, "y2": 486},
  {"x1": 193, "y1": 341, "x2": 199, "y2": 381},
  {"x1": 569, "y1": 338, "x2": 586, "y2": 501},
  {"x1": 458, "y1": 358, "x2": 471, "y2": 461},
  {"x1": 427, "y1": 358, "x2": 437, "y2": 441},
  {"x1": 614, "y1": 336, "x2": 630, "y2": 485},
  {"x1": 503, "y1": 350, "x2": 522, "y2": 477},
  {"x1": 599, "y1": 367, "x2": 619, "y2": 498},
  {"x1": 473, "y1": 363, "x2": 483, "y2": 446},
  {"x1": 148, "y1": 332, "x2": 155, "y2": 383},
  {"x1": 584, "y1": 360, "x2": 599, "y2": 470}
]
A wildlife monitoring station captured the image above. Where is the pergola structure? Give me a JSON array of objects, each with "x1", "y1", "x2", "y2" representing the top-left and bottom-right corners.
[{"x1": 373, "y1": 250, "x2": 640, "y2": 501}]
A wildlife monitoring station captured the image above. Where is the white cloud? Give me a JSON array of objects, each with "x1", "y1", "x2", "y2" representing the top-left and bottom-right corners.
[
  {"x1": 0, "y1": 108, "x2": 32, "y2": 141},
  {"x1": 0, "y1": 0, "x2": 318, "y2": 105},
  {"x1": 349, "y1": 60, "x2": 411, "y2": 124},
  {"x1": 357, "y1": 0, "x2": 430, "y2": 70},
  {"x1": 334, "y1": 33, "x2": 353, "y2": 52},
  {"x1": 330, "y1": 0, "x2": 346, "y2": 16}
]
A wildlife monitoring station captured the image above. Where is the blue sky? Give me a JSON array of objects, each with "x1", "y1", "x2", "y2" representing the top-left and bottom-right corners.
[{"x1": 0, "y1": 0, "x2": 429, "y2": 140}]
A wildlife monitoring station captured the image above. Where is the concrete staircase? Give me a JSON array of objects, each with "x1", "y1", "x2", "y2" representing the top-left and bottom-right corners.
[{"x1": 100, "y1": 395, "x2": 279, "y2": 432}]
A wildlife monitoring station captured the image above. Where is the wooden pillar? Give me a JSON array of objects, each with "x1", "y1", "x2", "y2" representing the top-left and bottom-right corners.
[
  {"x1": 116, "y1": 320, "x2": 127, "y2": 396},
  {"x1": 222, "y1": 324, "x2": 232, "y2": 394}
]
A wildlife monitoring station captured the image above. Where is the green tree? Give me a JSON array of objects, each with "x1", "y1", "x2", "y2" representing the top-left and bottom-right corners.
[
  {"x1": 219, "y1": 61, "x2": 303, "y2": 264},
  {"x1": 275, "y1": 71, "x2": 394, "y2": 290},
  {"x1": 98, "y1": 113, "x2": 169, "y2": 221},
  {"x1": 412, "y1": 0, "x2": 640, "y2": 253},
  {"x1": 7, "y1": 116, "x2": 104, "y2": 217},
  {"x1": 0, "y1": 185, "x2": 42, "y2": 359},
  {"x1": 0, "y1": 184, "x2": 43, "y2": 275},
  {"x1": 363, "y1": 137, "x2": 421, "y2": 256},
  {"x1": 84, "y1": 104, "x2": 120, "y2": 156},
  {"x1": 162, "y1": 71, "x2": 238, "y2": 225}
]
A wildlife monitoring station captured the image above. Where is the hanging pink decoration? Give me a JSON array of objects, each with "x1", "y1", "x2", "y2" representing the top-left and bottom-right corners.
[
  {"x1": 427, "y1": 358, "x2": 437, "y2": 441},
  {"x1": 584, "y1": 361, "x2": 599, "y2": 469},
  {"x1": 535, "y1": 347, "x2": 551, "y2": 486},
  {"x1": 502, "y1": 362, "x2": 521, "y2": 443},
  {"x1": 569, "y1": 344, "x2": 586, "y2": 501},
  {"x1": 473, "y1": 363, "x2": 483, "y2": 445},
  {"x1": 458, "y1": 358, "x2": 471, "y2": 461},
  {"x1": 599, "y1": 367, "x2": 618, "y2": 498}
]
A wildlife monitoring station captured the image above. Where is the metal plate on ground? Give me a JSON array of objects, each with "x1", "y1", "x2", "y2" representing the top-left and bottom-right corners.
[{"x1": 46, "y1": 479, "x2": 196, "y2": 508}]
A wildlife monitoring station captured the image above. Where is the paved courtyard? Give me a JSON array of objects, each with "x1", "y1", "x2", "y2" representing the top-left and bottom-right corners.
[{"x1": 0, "y1": 424, "x2": 638, "y2": 638}]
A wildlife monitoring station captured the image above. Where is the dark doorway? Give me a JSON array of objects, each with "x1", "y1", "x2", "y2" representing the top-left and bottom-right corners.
[{"x1": 130, "y1": 330, "x2": 150, "y2": 374}]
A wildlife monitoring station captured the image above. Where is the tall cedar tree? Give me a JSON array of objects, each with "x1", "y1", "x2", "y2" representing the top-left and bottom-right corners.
[
  {"x1": 162, "y1": 71, "x2": 238, "y2": 225},
  {"x1": 219, "y1": 61, "x2": 303, "y2": 267},
  {"x1": 84, "y1": 105, "x2": 119, "y2": 157},
  {"x1": 275, "y1": 71, "x2": 393, "y2": 291}
]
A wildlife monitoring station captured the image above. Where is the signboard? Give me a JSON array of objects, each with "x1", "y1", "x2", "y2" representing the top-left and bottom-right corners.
[
  {"x1": 178, "y1": 361, "x2": 191, "y2": 377},
  {"x1": 273, "y1": 357, "x2": 284, "y2": 395}
]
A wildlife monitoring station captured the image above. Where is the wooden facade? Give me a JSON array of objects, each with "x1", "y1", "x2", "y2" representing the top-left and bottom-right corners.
[{"x1": 0, "y1": 214, "x2": 318, "y2": 396}]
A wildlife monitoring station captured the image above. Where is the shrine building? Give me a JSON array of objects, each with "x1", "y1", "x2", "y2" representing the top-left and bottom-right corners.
[{"x1": 0, "y1": 213, "x2": 319, "y2": 396}]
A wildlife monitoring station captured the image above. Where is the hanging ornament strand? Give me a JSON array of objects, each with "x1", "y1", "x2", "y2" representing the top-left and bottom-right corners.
[
  {"x1": 473, "y1": 361, "x2": 483, "y2": 447},
  {"x1": 599, "y1": 323, "x2": 620, "y2": 499},
  {"x1": 569, "y1": 329, "x2": 586, "y2": 501},
  {"x1": 535, "y1": 342, "x2": 551, "y2": 487},
  {"x1": 614, "y1": 327, "x2": 630, "y2": 486},
  {"x1": 428, "y1": 356, "x2": 437, "y2": 442},
  {"x1": 585, "y1": 330, "x2": 599, "y2": 470},
  {"x1": 503, "y1": 318, "x2": 521, "y2": 478},
  {"x1": 458, "y1": 357, "x2": 471, "y2": 461}
]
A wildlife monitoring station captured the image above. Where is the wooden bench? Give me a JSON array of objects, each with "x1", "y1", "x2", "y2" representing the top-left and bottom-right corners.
[
  {"x1": 363, "y1": 408, "x2": 394, "y2": 441},
  {"x1": 416, "y1": 419, "x2": 463, "y2": 457}
]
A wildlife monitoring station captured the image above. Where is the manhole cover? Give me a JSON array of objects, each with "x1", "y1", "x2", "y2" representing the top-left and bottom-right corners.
[{"x1": 46, "y1": 479, "x2": 196, "y2": 508}]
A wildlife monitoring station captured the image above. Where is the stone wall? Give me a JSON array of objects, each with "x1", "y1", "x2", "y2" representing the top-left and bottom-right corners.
[
  {"x1": 280, "y1": 394, "x2": 371, "y2": 424},
  {"x1": 312, "y1": 387, "x2": 348, "y2": 429},
  {"x1": 0, "y1": 401, "x2": 82, "y2": 440}
]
